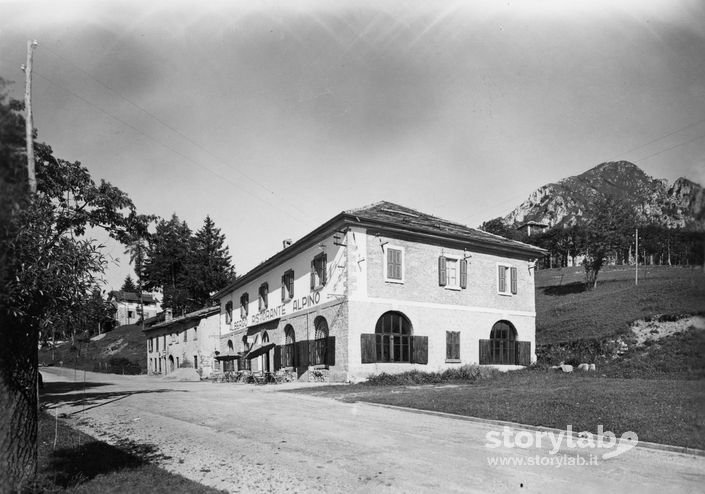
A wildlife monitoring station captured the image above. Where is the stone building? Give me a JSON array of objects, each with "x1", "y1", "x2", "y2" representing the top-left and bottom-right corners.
[
  {"x1": 213, "y1": 201, "x2": 546, "y2": 382},
  {"x1": 108, "y1": 290, "x2": 160, "y2": 327},
  {"x1": 144, "y1": 306, "x2": 220, "y2": 378}
]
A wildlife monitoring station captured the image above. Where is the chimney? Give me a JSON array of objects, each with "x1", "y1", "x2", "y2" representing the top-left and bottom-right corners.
[
  {"x1": 165, "y1": 308, "x2": 172, "y2": 322},
  {"x1": 282, "y1": 238, "x2": 292, "y2": 249}
]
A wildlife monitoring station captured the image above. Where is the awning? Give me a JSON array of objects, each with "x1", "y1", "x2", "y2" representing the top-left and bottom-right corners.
[
  {"x1": 246, "y1": 319, "x2": 280, "y2": 335},
  {"x1": 245, "y1": 342, "x2": 276, "y2": 359},
  {"x1": 215, "y1": 353, "x2": 245, "y2": 361}
]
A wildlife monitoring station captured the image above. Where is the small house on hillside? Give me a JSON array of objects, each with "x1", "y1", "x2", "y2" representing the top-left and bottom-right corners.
[
  {"x1": 213, "y1": 201, "x2": 547, "y2": 383},
  {"x1": 109, "y1": 290, "x2": 160, "y2": 327},
  {"x1": 517, "y1": 221, "x2": 548, "y2": 237},
  {"x1": 144, "y1": 306, "x2": 220, "y2": 378}
]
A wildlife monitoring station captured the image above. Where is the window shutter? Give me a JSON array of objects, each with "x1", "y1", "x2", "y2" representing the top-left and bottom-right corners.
[
  {"x1": 360, "y1": 334, "x2": 376, "y2": 363},
  {"x1": 387, "y1": 248, "x2": 394, "y2": 279},
  {"x1": 517, "y1": 341, "x2": 531, "y2": 366},
  {"x1": 498, "y1": 266, "x2": 506, "y2": 293},
  {"x1": 310, "y1": 260, "x2": 316, "y2": 290},
  {"x1": 479, "y1": 339, "x2": 490, "y2": 364},
  {"x1": 460, "y1": 259, "x2": 468, "y2": 289},
  {"x1": 321, "y1": 254, "x2": 328, "y2": 285},
  {"x1": 289, "y1": 272, "x2": 294, "y2": 298},
  {"x1": 297, "y1": 339, "x2": 309, "y2": 367},
  {"x1": 454, "y1": 332, "x2": 460, "y2": 360},
  {"x1": 274, "y1": 345, "x2": 282, "y2": 371},
  {"x1": 326, "y1": 336, "x2": 336, "y2": 366},
  {"x1": 309, "y1": 339, "x2": 317, "y2": 366},
  {"x1": 511, "y1": 267, "x2": 518, "y2": 294},
  {"x1": 438, "y1": 256, "x2": 447, "y2": 286},
  {"x1": 281, "y1": 275, "x2": 286, "y2": 301},
  {"x1": 411, "y1": 336, "x2": 428, "y2": 364},
  {"x1": 446, "y1": 331, "x2": 452, "y2": 360}
]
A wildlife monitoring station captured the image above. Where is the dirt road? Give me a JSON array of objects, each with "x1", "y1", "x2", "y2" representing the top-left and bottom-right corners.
[{"x1": 41, "y1": 368, "x2": 704, "y2": 493}]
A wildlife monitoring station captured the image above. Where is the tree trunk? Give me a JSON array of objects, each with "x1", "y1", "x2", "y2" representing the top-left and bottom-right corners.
[{"x1": 0, "y1": 319, "x2": 39, "y2": 491}]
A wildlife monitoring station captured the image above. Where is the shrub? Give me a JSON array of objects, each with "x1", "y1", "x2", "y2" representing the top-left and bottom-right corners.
[{"x1": 364, "y1": 365, "x2": 499, "y2": 386}]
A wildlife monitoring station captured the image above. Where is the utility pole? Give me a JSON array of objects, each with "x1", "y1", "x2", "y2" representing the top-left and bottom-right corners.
[
  {"x1": 635, "y1": 227, "x2": 639, "y2": 285},
  {"x1": 22, "y1": 40, "x2": 38, "y2": 193}
]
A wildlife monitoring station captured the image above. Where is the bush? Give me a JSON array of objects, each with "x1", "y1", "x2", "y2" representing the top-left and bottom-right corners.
[{"x1": 364, "y1": 365, "x2": 499, "y2": 386}]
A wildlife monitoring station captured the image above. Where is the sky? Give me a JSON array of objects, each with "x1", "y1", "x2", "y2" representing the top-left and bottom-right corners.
[{"x1": 1, "y1": 0, "x2": 704, "y2": 290}]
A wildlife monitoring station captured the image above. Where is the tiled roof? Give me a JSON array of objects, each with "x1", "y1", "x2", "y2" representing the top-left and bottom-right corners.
[
  {"x1": 212, "y1": 201, "x2": 546, "y2": 299},
  {"x1": 145, "y1": 305, "x2": 219, "y2": 332},
  {"x1": 109, "y1": 290, "x2": 157, "y2": 303},
  {"x1": 346, "y1": 201, "x2": 546, "y2": 255}
]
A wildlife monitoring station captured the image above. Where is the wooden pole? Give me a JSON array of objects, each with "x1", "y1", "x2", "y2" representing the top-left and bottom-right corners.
[
  {"x1": 23, "y1": 40, "x2": 38, "y2": 193},
  {"x1": 635, "y1": 227, "x2": 639, "y2": 285}
]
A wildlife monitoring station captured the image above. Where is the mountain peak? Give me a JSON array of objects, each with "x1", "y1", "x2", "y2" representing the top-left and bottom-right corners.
[{"x1": 502, "y1": 162, "x2": 703, "y2": 230}]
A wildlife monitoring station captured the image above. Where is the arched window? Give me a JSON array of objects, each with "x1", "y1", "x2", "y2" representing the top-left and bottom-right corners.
[
  {"x1": 227, "y1": 339, "x2": 234, "y2": 352},
  {"x1": 313, "y1": 317, "x2": 329, "y2": 366},
  {"x1": 375, "y1": 311, "x2": 412, "y2": 362},
  {"x1": 262, "y1": 331, "x2": 269, "y2": 343},
  {"x1": 285, "y1": 325, "x2": 295, "y2": 345},
  {"x1": 489, "y1": 320, "x2": 517, "y2": 365},
  {"x1": 242, "y1": 335, "x2": 249, "y2": 351},
  {"x1": 283, "y1": 325, "x2": 296, "y2": 368}
]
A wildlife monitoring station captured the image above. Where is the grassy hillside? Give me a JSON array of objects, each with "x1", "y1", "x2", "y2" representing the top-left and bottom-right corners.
[
  {"x1": 536, "y1": 265, "x2": 705, "y2": 345},
  {"x1": 39, "y1": 324, "x2": 147, "y2": 374}
]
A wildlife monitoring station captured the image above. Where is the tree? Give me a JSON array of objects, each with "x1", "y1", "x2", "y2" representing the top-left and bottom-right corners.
[
  {"x1": 143, "y1": 214, "x2": 192, "y2": 314},
  {"x1": 186, "y1": 215, "x2": 235, "y2": 306},
  {"x1": 582, "y1": 197, "x2": 635, "y2": 289},
  {"x1": 479, "y1": 217, "x2": 516, "y2": 239},
  {"x1": 121, "y1": 274, "x2": 136, "y2": 292},
  {"x1": 0, "y1": 78, "x2": 139, "y2": 491}
]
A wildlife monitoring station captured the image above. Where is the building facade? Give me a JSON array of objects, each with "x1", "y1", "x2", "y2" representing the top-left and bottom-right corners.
[
  {"x1": 144, "y1": 306, "x2": 220, "y2": 378},
  {"x1": 214, "y1": 202, "x2": 546, "y2": 382},
  {"x1": 109, "y1": 290, "x2": 160, "y2": 327}
]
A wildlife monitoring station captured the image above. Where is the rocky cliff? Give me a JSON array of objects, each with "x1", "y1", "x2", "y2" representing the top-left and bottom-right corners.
[{"x1": 502, "y1": 161, "x2": 704, "y2": 229}]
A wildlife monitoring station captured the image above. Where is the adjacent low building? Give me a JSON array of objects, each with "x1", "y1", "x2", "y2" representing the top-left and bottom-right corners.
[
  {"x1": 213, "y1": 201, "x2": 546, "y2": 382},
  {"x1": 144, "y1": 306, "x2": 220, "y2": 378}
]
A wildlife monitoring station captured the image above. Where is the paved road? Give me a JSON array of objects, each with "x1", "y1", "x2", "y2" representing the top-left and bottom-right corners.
[{"x1": 41, "y1": 368, "x2": 704, "y2": 493}]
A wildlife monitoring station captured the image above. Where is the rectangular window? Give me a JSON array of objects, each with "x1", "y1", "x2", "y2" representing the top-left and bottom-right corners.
[
  {"x1": 384, "y1": 245, "x2": 404, "y2": 283},
  {"x1": 439, "y1": 256, "x2": 467, "y2": 289},
  {"x1": 311, "y1": 253, "x2": 327, "y2": 289},
  {"x1": 446, "y1": 331, "x2": 460, "y2": 361},
  {"x1": 497, "y1": 264, "x2": 517, "y2": 295},
  {"x1": 259, "y1": 283, "x2": 269, "y2": 311},
  {"x1": 194, "y1": 355, "x2": 198, "y2": 369},
  {"x1": 128, "y1": 310, "x2": 134, "y2": 319},
  {"x1": 446, "y1": 258, "x2": 458, "y2": 288},
  {"x1": 149, "y1": 338, "x2": 153, "y2": 352},
  {"x1": 225, "y1": 301, "x2": 233, "y2": 324},
  {"x1": 282, "y1": 269, "x2": 295, "y2": 301},
  {"x1": 194, "y1": 326, "x2": 198, "y2": 340},
  {"x1": 240, "y1": 293, "x2": 249, "y2": 319},
  {"x1": 183, "y1": 330, "x2": 188, "y2": 342}
]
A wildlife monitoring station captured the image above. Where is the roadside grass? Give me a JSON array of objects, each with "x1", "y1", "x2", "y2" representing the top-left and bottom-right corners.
[
  {"x1": 535, "y1": 265, "x2": 705, "y2": 344},
  {"x1": 27, "y1": 411, "x2": 223, "y2": 493},
  {"x1": 290, "y1": 371, "x2": 705, "y2": 449},
  {"x1": 39, "y1": 324, "x2": 146, "y2": 375}
]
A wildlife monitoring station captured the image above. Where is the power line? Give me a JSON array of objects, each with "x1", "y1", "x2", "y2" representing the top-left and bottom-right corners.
[
  {"x1": 33, "y1": 70, "x2": 310, "y2": 226},
  {"x1": 608, "y1": 116, "x2": 705, "y2": 162},
  {"x1": 40, "y1": 45, "x2": 312, "y2": 220},
  {"x1": 633, "y1": 132, "x2": 705, "y2": 163}
]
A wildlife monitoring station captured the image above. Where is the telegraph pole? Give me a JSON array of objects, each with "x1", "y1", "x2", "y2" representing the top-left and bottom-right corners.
[
  {"x1": 22, "y1": 40, "x2": 38, "y2": 193},
  {"x1": 635, "y1": 227, "x2": 639, "y2": 286}
]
